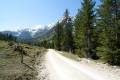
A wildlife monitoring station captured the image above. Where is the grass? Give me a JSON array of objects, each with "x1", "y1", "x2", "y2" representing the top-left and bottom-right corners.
[
  {"x1": 0, "y1": 40, "x2": 46, "y2": 80},
  {"x1": 59, "y1": 51, "x2": 80, "y2": 61}
]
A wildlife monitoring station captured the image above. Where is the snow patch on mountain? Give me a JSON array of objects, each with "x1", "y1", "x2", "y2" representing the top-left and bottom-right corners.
[{"x1": 1, "y1": 24, "x2": 54, "y2": 39}]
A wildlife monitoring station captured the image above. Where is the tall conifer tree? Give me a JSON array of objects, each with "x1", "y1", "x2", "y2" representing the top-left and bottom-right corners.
[
  {"x1": 54, "y1": 22, "x2": 64, "y2": 51},
  {"x1": 74, "y1": 0, "x2": 96, "y2": 58},
  {"x1": 62, "y1": 9, "x2": 74, "y2": 52},
  {"x1": 97, "y1": 0, "x2": 120, "y2": 65}
]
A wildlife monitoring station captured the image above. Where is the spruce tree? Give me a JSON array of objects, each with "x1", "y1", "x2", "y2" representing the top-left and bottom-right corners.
[
  {"x1": 62, "y1": 9, "x2": 74, "y2": 52},
  {"x1": 97, "y1": 0, "x2": 120, "y2": 65},
  {"x1": 74, "y1": 9, "x2": 85, "y2": 57},
  {"x1": 74, "y1": 0, "x2": 96, "y2": 58},
  {"x1": 54, "y1": 22, "x2": 64, "y2": 51},
  {"x1": 111, "y1": 0, "x2": 120, "y2": 48},
  {"x1": 111, "y1": 0, "x2": 120, "y2": 65}
]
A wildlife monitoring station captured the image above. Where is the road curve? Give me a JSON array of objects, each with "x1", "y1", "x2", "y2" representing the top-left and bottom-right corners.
[{"x1": 45, "y1": 49, "x2": 112, "y2": 80}]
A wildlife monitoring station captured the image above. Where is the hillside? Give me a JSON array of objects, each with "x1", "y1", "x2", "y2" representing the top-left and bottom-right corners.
[
  {"x1": 0, "y1": 40, "x2": 46, "y2": 80},
  {"x1": 34, "y1": 26, "x2": 55, "y2": 42}
]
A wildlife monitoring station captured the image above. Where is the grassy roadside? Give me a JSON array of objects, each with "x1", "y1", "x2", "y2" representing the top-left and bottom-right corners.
[
  {"x1": 57, "y1": 51, "x2": 80, "y2": 61},
  {"x1": 57, "y1": 50, "x2": 112, "y2": 65},
  {"x1": 0, "y1": 40, "x2": 46, "y2": 80}
]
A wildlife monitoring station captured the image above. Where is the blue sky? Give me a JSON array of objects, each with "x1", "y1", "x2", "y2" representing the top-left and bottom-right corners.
[{"x1": 0, "y1": 0, "x2": 100, "y2": 31}]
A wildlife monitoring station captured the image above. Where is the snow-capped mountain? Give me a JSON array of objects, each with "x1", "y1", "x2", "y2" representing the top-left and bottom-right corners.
[{"x1": 1, "y1": 25, "x2": 53, "y2": 40}]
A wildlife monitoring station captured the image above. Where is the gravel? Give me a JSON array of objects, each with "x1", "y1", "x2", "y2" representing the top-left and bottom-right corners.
[
  {"x1": 36, "y1": 52, "x2": 49, "y2": 80},
  {"x1": 80, "y1": 58, "x2": 120, "y2": 80}
]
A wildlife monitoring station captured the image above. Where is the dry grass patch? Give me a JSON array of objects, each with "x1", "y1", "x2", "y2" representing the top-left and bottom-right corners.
[
  {"x1": 58, "y1": 51, "x2": 80, "y2": 61},
  {"x1": 0, "y1": 40, "x2": 46, "y2": 80}
]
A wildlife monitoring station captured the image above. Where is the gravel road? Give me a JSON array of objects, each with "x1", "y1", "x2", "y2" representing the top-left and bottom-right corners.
[{"x1": 44, "y1": 49, "x2": 119, "y2": 80}]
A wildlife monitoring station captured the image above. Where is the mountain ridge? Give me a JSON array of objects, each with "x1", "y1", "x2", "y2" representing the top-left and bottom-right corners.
[{"x1": 1, "y1": 26, "x2": 53, "y2": 40}]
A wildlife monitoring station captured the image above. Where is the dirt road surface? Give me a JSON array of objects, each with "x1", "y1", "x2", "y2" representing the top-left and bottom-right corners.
[{"x1": 44, "y1": 49, "x2": 119, "y2": 80}]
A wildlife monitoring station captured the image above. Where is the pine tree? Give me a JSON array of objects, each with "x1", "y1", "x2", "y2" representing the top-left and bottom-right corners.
[
  {"x1": 111, "y1": 0, "x2": 120, "y2": 48},
  {"x1": 74, "y1": 9, "x2": 85, "y2": 57},
  {"x1": 96, "y1": 0, "x2": 112, "y2": 63},
  {"x1": 111, "y1": 0, "x2": 120, "y2": 65},
  {"x1": 97, "y1": 0, "x2": 120, "y2": 65},
  {"x1": 62, "y1": 9, "x2": 74, "y2": 52},
  {"x1": 74, "y1": 0, "x2": 96, "y2": 58},
  {"x1": 54, "y1": 22, "x2": 64, "y2": 51}
]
